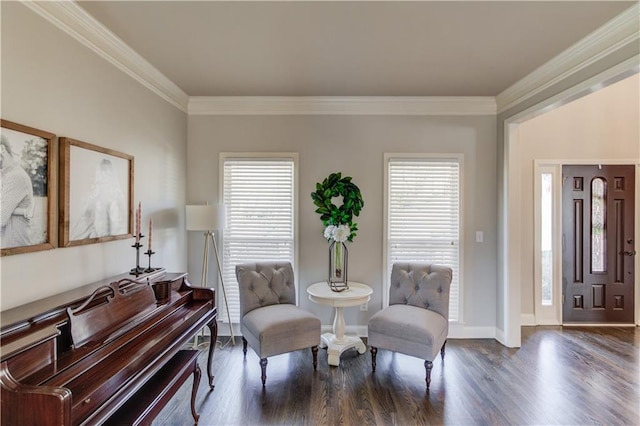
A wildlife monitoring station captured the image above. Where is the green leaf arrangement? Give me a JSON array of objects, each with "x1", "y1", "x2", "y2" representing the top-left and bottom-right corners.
[{"x1": 310, "y1": 172, "x2": 364, "y2": 242}]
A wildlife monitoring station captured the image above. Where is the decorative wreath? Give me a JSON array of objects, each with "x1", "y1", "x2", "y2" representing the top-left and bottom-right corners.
[{"x1": 311, "y1": 172, "x2": 364, "y2": 242}]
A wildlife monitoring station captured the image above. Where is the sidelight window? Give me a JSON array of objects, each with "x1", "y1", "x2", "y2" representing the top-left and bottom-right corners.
[
  {"x1": 534, "y1": 163, "x2": 561, "y2": 325},
  {"x1": 540, "y1": 173, "x2": 554, "y2": 306}
]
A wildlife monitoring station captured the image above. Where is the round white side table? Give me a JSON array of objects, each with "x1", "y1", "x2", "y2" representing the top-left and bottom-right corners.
[{"x1": 307, "y1": 281, "x2": 373, "y2": 366}]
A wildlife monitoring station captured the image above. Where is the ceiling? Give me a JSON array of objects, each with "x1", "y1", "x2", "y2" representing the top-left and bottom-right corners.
[{"x1": 76, "y1": 1, "x2": 634, "y2": 98}]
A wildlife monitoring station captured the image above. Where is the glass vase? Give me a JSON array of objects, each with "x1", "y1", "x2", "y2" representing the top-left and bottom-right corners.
[{"x1": 328, "y1": 240, "x2": 349, "y2": 292}]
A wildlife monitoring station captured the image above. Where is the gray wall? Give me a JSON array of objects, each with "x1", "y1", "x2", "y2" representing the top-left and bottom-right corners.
[
  {"x1": 1, "y1": 3, "x2": 188, "y2": 310},
  {"x1": 188, "y1": 114, "x2": 498, "y2": 332}
]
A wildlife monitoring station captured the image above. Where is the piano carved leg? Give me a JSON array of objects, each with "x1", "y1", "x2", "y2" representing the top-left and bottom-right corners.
[
  {"x1": 191, "y1": 363, "x2": 201, "y2": 423},
  {"x1": 206, "y1": 320, "x2": 218, "y2": 389}
]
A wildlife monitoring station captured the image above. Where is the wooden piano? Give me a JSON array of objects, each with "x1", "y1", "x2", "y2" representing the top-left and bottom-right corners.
[{"x1": 0, "y1": 270, "x2": 218, "y2": 425}]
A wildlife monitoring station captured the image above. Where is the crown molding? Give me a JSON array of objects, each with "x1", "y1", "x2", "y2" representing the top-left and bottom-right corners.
[
  {"x1": 496, "y1": 3, "x2": 640, "y2": 114},
  {"x1": 21, "y1": 0, "x2": 189, "y2": 113},
  {"x1": 188, "y1": 96, "x2": 497, "y2": 116},
  {"x1": 507, "y1": 54, "x2": 639, "y2": 125}
]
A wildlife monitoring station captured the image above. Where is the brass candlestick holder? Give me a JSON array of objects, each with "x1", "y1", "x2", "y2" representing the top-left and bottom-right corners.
[
  {"x1": 130, "y1": 234, "x2": 145, "y2": 275},
  {"x1": 144, "y1": 250, "x2": 156, "y2": 273}
]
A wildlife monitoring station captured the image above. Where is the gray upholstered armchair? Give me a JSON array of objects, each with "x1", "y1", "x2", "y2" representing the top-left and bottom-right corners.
[
  {"x1": 235, "y1": 262, "x2": 321, "y2": 386},
  {"x1": 368, "y1": 263, "x2": 452, "y2": 390}
]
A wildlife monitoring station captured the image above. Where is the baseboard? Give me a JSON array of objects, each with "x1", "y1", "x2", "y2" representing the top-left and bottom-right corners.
[
  {"x1": 535, "y1": 319, "x2": 562, "y2": 326},
  {"x1": 521, "y1": 314, "x2": 536, "y2": 326},
  {"x1": 562, "y1": 323, "x2": 637, "y2": 327},
  {"x1": 321, "y1": 325, "x2": 368, "y2": 336},
  {"x1": 216, "y1": 322, "x2": 498, "y2": 340},
  {"x1": 520, "y1": 314, "x2": 561, "y2": 326},
  {"x1": 495, "y1": 327, "x2": 506, "y2": 346},
  {"x1": 320, "y1": 324, "x2": 496, "y2": 339},
  {"x1": 448, "y1": 324, "x2": 496, "y2": 339}
]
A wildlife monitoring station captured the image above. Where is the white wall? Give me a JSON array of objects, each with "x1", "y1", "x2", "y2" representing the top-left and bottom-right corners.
[
  {"x1": 0, "y1": 3, "x2": 188, "y2": 310},
  {"x1": 188, "y1": 114, "x2": 498, "y2": 333},
  {"x1": 518, "y1": 74, "x2": 640, "y2": 318}
]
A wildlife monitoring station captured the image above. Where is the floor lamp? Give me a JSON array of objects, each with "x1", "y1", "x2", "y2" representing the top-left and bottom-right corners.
[{"x1": 186, "y1": 204, "x2": 235, "y2": 346}]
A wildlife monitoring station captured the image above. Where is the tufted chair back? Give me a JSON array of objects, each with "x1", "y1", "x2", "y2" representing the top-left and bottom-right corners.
[
  {"x1": 236, "y1": 262, "x2": 297, "y2": 318},
  {"x1": 388, "y1": 263, "x2": 452, "y2": 319}
]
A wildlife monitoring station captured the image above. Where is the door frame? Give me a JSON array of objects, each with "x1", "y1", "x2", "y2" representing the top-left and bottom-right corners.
[
  {"x1": 533, "y1": 160, "x2": 639, "y2": 326},
  {"x1": 502, "y1": 57, "x2": 640, "y2": 347}
]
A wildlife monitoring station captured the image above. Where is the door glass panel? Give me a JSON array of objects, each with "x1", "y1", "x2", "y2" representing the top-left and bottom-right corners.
[
  {"x1": 591, "y1": 178, "x2": 606, "y2": 273},
  {"x1": 541, "y1": 173, "x2": 553, "y2": 306}
]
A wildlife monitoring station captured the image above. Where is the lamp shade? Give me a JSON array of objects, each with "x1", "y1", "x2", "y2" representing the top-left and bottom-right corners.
[{"x1": 185, "y1": 205, "x2": 218, "y2": 231}]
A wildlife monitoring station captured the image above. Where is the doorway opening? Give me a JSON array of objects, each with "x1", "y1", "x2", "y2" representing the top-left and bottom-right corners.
[{"x1": 503, "y1": 67, "x2": 639, "y2": 346}]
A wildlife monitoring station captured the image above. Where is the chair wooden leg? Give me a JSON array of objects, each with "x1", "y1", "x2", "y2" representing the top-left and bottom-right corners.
[
  {"x1": 242, "y1": 337, "x2": 248, "y2": 356},
  {"x1": 260, "y1": 358, "x2": 268, "y2": 386},
  {"x1": 441, "y1": 340, "x2": 447, "y2": 360},
  {"x1": 311, "y1": 346, "x2": 318, "y2": 370},
  {"x1": 370, "y1": 346, "x2": 378, "y2": 372},
  {"x1": 425, "y1": 360, "x2": 433, "y2": 391}
]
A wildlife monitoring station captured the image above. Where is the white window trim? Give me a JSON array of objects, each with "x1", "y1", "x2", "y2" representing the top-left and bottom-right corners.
[
  {"x1": 218, "y1": 152, "x2": 299, "y2": 309},
  {"x1": 383, "y1": 153, "x2": 464, "y2": 323}
]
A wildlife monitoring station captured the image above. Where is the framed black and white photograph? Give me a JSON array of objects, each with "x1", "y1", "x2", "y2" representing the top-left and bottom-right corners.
[
  {"x1": 1, "y1": 119, "x2": 57, "y2": 256},
  {"x1": 60, "y1": 137, "x2": 134, "y2": 247}
]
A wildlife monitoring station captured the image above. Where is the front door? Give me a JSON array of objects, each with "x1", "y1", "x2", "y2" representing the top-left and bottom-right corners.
[{"x1": 562, "y1": 165, "x2": 636, "y2": 323}]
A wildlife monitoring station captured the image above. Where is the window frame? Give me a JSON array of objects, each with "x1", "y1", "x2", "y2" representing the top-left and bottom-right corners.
[
  {"x1": 383, "y1": 153, "x2": 464, "y2": 323},
  {"x1": 218, "y1": 152, "x2": 299, "y2": 322}
]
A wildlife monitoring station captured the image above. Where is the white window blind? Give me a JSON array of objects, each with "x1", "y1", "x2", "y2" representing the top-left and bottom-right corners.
[
  {"x1": 387, "y1": 157, "x2": 461, "y2": 322},
  {"x1": 221, "y1": 156, "x2": 296, "y2": 324}
]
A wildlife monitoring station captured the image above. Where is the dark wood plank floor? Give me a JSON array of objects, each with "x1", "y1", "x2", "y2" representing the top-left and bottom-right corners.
[{"x1": 153, "y1": 326, "x2": 639, "y2": 425}]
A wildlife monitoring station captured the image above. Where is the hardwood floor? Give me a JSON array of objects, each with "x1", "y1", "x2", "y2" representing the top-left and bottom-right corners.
[{"x1": 153, "y1": 326, "x2": 639, "y2": 425}]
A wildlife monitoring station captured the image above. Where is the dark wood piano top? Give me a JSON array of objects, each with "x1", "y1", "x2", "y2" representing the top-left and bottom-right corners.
[{"x1": 1, "y1": 269, "x2": 168, "y2": 332}]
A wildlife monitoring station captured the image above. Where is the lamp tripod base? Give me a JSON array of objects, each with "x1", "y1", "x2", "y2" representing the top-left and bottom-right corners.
[{"x1": 195, "y1": 231, "x2": 236, "y2": 348}]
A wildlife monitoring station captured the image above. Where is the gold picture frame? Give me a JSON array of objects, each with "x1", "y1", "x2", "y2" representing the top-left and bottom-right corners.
[
  {"x1": 60, "y1": 137, "x2": 134, "y2": 247},
  {"x1": 1, "y1": 119, "x2": 57, "y2": 256}
]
